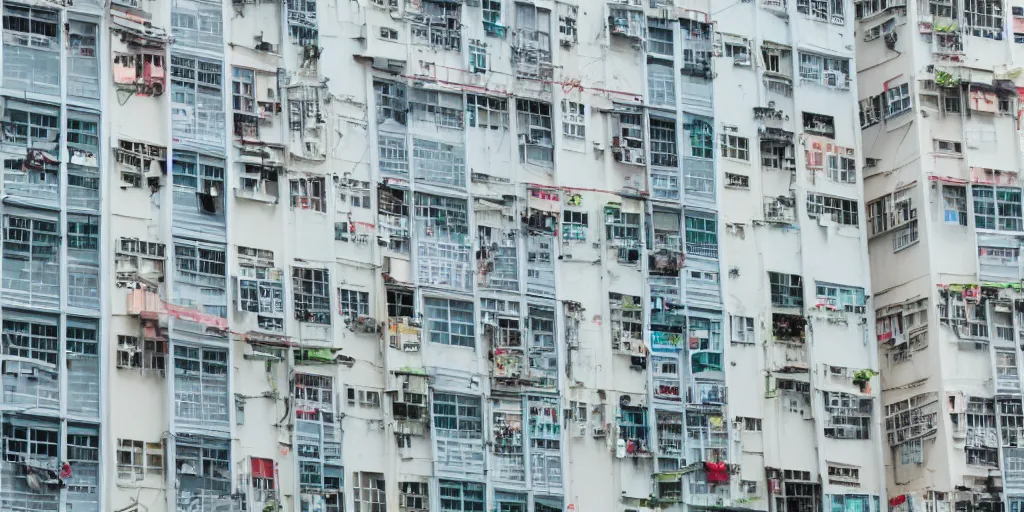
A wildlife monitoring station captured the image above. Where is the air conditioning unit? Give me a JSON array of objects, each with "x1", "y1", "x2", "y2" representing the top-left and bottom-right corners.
[
  {"x1": 572, "y1": 423, "x2": 586, "y2": 438},
  {"x1": 592, "y1": 426, "x2": 607, "y2": 437}
]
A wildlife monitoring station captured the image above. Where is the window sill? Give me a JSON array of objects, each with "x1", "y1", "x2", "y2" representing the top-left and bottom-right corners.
[{"x1": 893, "y1": 239, "x2": 920, "y2": 253}]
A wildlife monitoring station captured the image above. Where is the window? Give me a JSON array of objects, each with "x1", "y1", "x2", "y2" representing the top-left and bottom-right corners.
[
  {"x1": 562, "y1": 210, "x2": 588, "y2": 241},
  {"x1": 408, "y1": 88, "x2": 463, "y2": 129},
  {"x1": 944, "y1": 92, "x2": 962, "y2": 113},
  {"x1": 720, "y1": 134, "x2": 749, "y2": 160},
  {"x1": 860, "y1": 96, "x2": 883, "y2": 128},
  {"x1": 238, "y1": 165, "x2": 280, "y2": 201},
  {"x1": 725, "y1": 41, "x2": 750, "y2": 65},
  {"x1": 964, "y1": 0, "x2": 1004, "y2": 38},
  {"x1": 769, "y1": 272, "x2": 804, "y2": 308},
  {"x1": 354, "y1": 472, "x2": 386, "y2": 512},
  {"x1": 386, "y1": 288, "x2": 415, "y2": 317},
  {"x1": 425, "y1": 298, "x2": 475, "y2": 347},
  {"x1": 684, "y1": 212, "x2": 718, "y2": 259},
  {"x1": 115, "y1": 140, "x2": 167, "y2": 187},
  {"x1": 293, "y1": 267, "x2": 331, "y2": 324},
  {"x1": 290, "y1": 177, "x2": 326, "y2": 212},
  {"x1": 648, "y1": 19, "x2": 673, "y2": 56},
  {"x1": 67, "y1": 19, "x2": 99, "y2": 100},
  {"x1": 803, "y1": 112, "x2": 835, "y2": 137},
  {"x1": 232, "y1": 67, "x2": 256, "y2": 114},
  {"x1": 2, "y1": 6, "x2": 60, "y2": 95},
  {"x1": 618, "y1": 405, "x2": 650, "y2": 448},
  {"x1": 237, "y1": 247, "x2": 284, "y2": 327},
  {"x1": 347, "y1": 387, "x2": 382, "y2": 408},
  {"x1": 517, "y1": 99, "x2": 554, "y2": 165},
  {"x1": 116, "y1": 335, "x2": 167, "y2": 372},
  {"x1": 934, "y1": 139, "x2": 963, "y2": 155},
  {"x1": 762, "y1": 46, "x2": 788, "y2": 74},
  {"x1": 374, "y1": 80, "x2": 407, "y2": 125},
  {"x1": 412, "y1": 0, "x2": 462, "y2": 50},
  {"x1": 815, "y1": 282, "x2": 867, "y2": 309},
  {"x1": 174, "y1": 436, "x2": 230, "y2": 500},
  {"x1": 998, "y1": 187, "x2": 1023, "y2": 231},
  {"x1": 891, "y1": 220, "x2": 919, "y2": 252},
  {"x1": 174, "y1": 241, "x2": 226, "y2": 282},
  {"x1": 468, "y1": 40, "x2": 487, "y2": 72},
  {"x1": 856, "y1": 0, "x2": 909, "y2": 18},
  {"x1": 605, "y1": 210, "x2": 641, "y2": 243},
  {"x1": 827, "y1": 154, "x2": 857, "y2": 183},
  {"x1": 558, "y1": 4, "x2": 577, "y2": 45},
  {"x1": 3, "y1": 100, "x2": 59, "y2": 151},
  {"x1": 688, "y1": 119, "x2": 714, "y2": 159},
  {"x1": 117, "y1": 439, "x2": 164, "y2": 481},
  {"x1": 482, "y1": 0, "x2": 502, "y2": 35},
  {"x1": 466, "y1": 94, "x2": 508, "y2": 129},
  {"x1": 413, "y1": 138, "x2": 466, "y2": 187},
  {"x1": 250, "y1": 458, "x2": 276, "y2": 502},
  {"x1": 806, "y1": 193, "x2": 859, "y2": 225},
  {"x1": 338, "y1": 180, "x2": 371, "y2": 209},
  {"x1": 514, "y1": 4, "x2": 552, "y2": 74},
  {"x1": 798, "y1": 0, "x2": 846, "y2": 22},
  {"x1": 885, "y1": 83, "x2": 912, "y2": 118},
  {"x1": 170, "y1": 55, "x2": 225, "y2": 146},
  {"x1": 414, "y1": 193, "x2": 472, "y2": 291},
  {"x1": 173, "y1": 346, "x2": 229, "y2": 428},
  {"x1": 3, "y1": 214, "x2": 60, "y2": 307},
  {"x1": 649, "y1": 119, "x2": 677, "y2": 167},
  {"x1": 973, "y1": 186, "x2": 1024, "y2": 231},
  {"x1": 798, "y1": 52, "x2": 850, "y2": 89},
  {"x1": 739, "y1": 417, "x2": 763, "y2": 431},
  {"x1": 828, "y1": 465, "x2": 860, "y2": 484},
  {"x1": 3, "y1": 313, "x2": 58, "y2": 365},
  {"x1": 172, "y1": 153, "x2": 225, "y2": 216},
  {"x1": 648, "y1": 61, "x2": 675, "y2": 106},
  {"x1": 379, "y1": 26, "x2": 398, "y2": 40},
  {"x1": 66, "y1": 214, "x2": 100, "y2": 308},
  {"x1": 439, "y1": 480, "x2": 485, "y2": 512},
  {"x1": 823, "y1": 392, "x2": 872, "y2": 439},
  {"x1": 561, "y1": 100, "x2": 585, "y2": 139},
  {"x1": 731, "y1": 316, "x2": 755, "y2": 343},
  {"x1": 901, "y1": 438, "x2": 924, "y2": 464},
  {"x1": 652, "y1": 171, "x2": 679, "y2": 199},
  {"x1": 943, "y1": 186, "x2": 968, "y2": 225},
  {"x1": 338, "y1": 289, "x2": 369, "y2": 317},
  {"x1": 400, "y1": 482, "x2": 428, "y2": 511},
  {"x1": 864, "y1": 17, "x2": 897, "y2": 40},
  {"x1": 66, "y1": 113, "x2": 99, "y2": 153},
  {"x1": 171, "y1": 0, "x2": 224, "y2": 52},
  {"x1": 433, "y1": 393, "x2": 482, "y2": 434},
  {"x1": 378, "y1": 133, "x2": 408, "y2": 177}
]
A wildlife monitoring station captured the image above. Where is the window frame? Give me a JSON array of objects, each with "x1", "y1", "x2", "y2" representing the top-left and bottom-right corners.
[{"x1": 425, "y1": 297, "x2": 475, "y2": 348}]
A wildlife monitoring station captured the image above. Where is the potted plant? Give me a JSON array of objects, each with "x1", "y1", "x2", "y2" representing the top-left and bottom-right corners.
[{"x1": 852, "y1": 369, "x2": 878, "y2": 394}]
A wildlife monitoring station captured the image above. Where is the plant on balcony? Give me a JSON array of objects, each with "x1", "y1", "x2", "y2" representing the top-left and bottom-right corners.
[
  {"x1": 852, "y1": 369, "x2": 878, "y2": 393},
  {"x1": 935, "y1": 70, "x2": 961, "y2": 88}
]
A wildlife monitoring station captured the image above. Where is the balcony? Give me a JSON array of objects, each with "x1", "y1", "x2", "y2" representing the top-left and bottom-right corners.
[
  {"x1": 608, "y1": 3, "x2": 645, "y2": 42},
  {"x1": 688, "y1": 381, "x2": 727, "y2": 407},
  {"x1": 770, "y1": 341, "x2": 808, "y2": 373}
]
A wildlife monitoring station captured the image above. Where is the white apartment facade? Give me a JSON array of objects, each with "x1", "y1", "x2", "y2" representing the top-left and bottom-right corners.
[
  {"x1": 857, "y1": 0, "x2": 1024, "y2": 512},
  {"x1": 0, "y1": 0, "x2": 886, "y2": 511}
]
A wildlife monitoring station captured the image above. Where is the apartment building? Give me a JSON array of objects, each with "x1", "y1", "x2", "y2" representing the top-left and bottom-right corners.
[
  {"x1": 0, "y1": 0, "x2": 888, "y2": 510},
  {"x1": 857, "y1": 0, "x2": 1024, "y2": 511}
]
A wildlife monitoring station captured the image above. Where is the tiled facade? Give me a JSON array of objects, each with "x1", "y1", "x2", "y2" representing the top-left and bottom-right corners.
[{"x1": 0, "y1": 0, "x2": 906, "y2": 511}]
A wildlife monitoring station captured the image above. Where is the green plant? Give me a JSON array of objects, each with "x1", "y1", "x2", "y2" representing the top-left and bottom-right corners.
[
  {"x1": 852, "y1": 369, "x2": 878, "y2": 384},
  {"x1": 935, "y1": 70, "x2": 960, "y2": 88}
]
